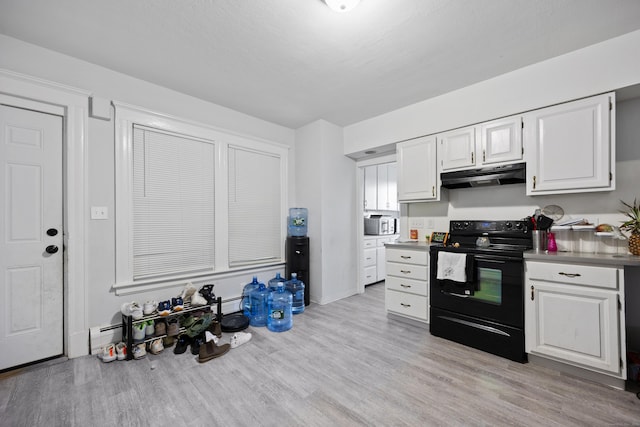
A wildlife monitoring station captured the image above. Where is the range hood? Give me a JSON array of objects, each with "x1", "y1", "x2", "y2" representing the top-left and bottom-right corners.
[{"x1": 441, "y1": 162, "x2": 526, "y2": 189}]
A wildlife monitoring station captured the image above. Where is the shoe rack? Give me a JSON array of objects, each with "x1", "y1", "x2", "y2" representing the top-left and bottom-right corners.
[{"x1": 121, "y1": 297, "x2": 222, "y2": 361}]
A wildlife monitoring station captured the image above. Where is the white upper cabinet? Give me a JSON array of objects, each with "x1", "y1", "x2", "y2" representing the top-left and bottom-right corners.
[
  {"x1": 363, "y1": 165, "x2": 378, "y2": 210},
  {"x1": 397, "y1": 136, "x2": 440, "y2": 202},
  {"x1": 524, "y1": 93, "x2": 614, "y2": 195},
  {"x1": 439, "y1": 126, "x2": 476, "y2": 171},
  {"x1": 479, "y1": 115, "x2": 523, "y2": 165}
]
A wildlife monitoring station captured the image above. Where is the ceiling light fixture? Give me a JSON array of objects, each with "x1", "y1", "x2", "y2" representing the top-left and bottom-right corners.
[{"x1": 324, "y1": 0, "x2": 361, "y2": 13}]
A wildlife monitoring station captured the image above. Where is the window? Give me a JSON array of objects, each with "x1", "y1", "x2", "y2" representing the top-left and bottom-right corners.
[{"x1": 113, "y1": 103, "x2": 288, "y2": 293}]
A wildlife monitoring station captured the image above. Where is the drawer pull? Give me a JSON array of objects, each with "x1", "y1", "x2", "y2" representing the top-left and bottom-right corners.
[
  {"x1": 400, "y1": 255, "x2": 412, "y2": 259},
  {"x1": 400, "y1": 270, "x2": 411, "y2": 274},
  {"x1": 559, "y1": 272, "x2": 581, "y2": 278},
  {"x1": 400, "y1": 284, "x2": 411, "y2": 288},
  {"x1": 400, "y1": 303, "x2": 411, "y2": 307},
  {"x1": 531, "y1": 285, "x2": 534, "y2": 301}
]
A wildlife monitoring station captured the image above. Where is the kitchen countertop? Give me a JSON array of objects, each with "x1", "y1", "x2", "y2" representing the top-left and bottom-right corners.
[
  {"x1": 524, "y1": 250, "x2": 640, "y2": 267},
  {"x1": 384, "y1": 241, "x2": 433, "y2": 250}
]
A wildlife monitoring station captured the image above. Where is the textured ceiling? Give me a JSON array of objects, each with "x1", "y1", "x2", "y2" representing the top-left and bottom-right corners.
[{"x1": 1, "y1": 0, "x2": 640, "y2": 129}]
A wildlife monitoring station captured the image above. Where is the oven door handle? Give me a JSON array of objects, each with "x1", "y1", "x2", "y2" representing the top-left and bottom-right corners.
[
  {"x1": 472, "y1": 257, "x2": 507, "y2": 264},
  {"x1": 442, "y1": 291, "x2": 470, "y2": 298}
]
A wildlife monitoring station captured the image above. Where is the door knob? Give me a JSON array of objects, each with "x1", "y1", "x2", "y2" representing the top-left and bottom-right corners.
[
  {"x1": 47, "y1": 228, "x2": 58, "y2": 236},
  {"x1": 45, "y1": 245, "x2": 59, "y2": 254}
]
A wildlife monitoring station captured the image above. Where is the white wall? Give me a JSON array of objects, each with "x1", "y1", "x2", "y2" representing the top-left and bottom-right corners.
[
  {"x1": 296, "y1": 120, "x2": 358, "y2": 304},
  {"x1": 0, "y1": 34, "x2": 296, "y2": 330},
  {"x1": 344, "y1": 29, "x2": 640, "y2": 156}
]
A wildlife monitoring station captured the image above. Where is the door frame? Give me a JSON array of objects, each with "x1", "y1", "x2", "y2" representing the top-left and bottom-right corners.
[{"x1": 0, "y1": 69, "x2": 89, "y2": 358}]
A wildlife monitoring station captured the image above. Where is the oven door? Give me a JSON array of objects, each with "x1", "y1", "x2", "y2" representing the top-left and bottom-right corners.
[{"x1": 430, "y1": 249, "x2": 524, "y2": 328}]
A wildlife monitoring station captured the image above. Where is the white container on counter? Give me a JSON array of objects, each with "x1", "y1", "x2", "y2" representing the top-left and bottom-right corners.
[
  {"x1": 572, "y1": 224, "x2": 596, "y2": 253},
  {"x1": 550, "y1": 225, "x2": 572, "y2": 252},
  {"x1": 595, "y1": 232, "x2": 618, "y2": 254}
]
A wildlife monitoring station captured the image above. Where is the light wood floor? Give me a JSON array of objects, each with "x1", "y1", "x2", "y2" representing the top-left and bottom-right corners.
[{"x1": 1, "y1": 282, "x2": 639, "y2": 426}]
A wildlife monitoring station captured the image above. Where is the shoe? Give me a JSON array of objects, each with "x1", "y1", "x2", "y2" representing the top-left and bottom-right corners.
[
  {"x1": 157, "y1": 300, "x2": 171, "y2": 316},
  {"x1": 180, "y1": 282, "x2": 197, "y2": 304},
  {"x1": 163, "y1": 336, "x2": 176, "y2": 348},
  {"x1": 143, "y1": 300, "x2": 157, "y2": 315},
  {"x1": 171, "y1": 297, "x2": 184, "y2": 312},
  {"x1": 174, "y1": 335, "x2": 191, "y2": 355},
  {"x1": 190, "y1": 292, "x2": 208, "y2": 307},
  {"x1": 99, "y1": 343, "x2": 116, "y2": 362},
  {"x1": 230, "y1": 332, "x2": 252, "y2": 349},
  {"x1": 167, "y1": 318, "x2": 180, "y2": 337},
  {"x1": 198, "y1": 340, "x2": 230, "y2": 363},
  {"x1": 199, "y1": 284, "x2": 216, "y2": 304},
  {"x1": 186, "y1": 313, "x2": 212, "y2": 338},
  {"x1": 191, "y1": 334, "x2": 205, "y2": 355},
  {"x1": 115, "y1": 342, "x2": 127, "y2": 360},
  {"x1": 133, "y1": 343, "x2": 146, "y2": 359},
  {"x1": 133, "y1": 322, "x2": 146, "y2": 342},
  {"x1": 149, "y1": 338, "x2": 164, "y2": 355},
  {"x1": 154, "y1": 320, "x2": 167, "y2": 337},
  {"x1": 145, "y1": 320, "x2": 155, "y2": 337},
  {"x1": 121, "y1": 302, "x2": 143, "y2": 320},
  {"x1": 208, "y1": 320, "x2": 222, "y2": 338},
  {"x1": 204, "y1": 330, "x2": 219, "y2": 344}
]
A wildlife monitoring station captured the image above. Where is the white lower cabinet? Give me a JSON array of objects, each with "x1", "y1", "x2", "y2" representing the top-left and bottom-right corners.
[
  {"x1": 363, "y1": 236, "x2": 397, "y2": 286},
  {"x1": 385, "y1": 246, "x2": 429, "y2": 323},
  {"x1": 525, "y1": 261, "x2": 624, "y2": 378}
]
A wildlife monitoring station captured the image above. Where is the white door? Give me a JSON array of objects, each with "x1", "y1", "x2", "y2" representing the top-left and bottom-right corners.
[
  {"x1": 480, "y1": 115, "x2": 523, "y2": 165},
  {"x1": 439, "y1": 126, "x2": 476, "y2": 171},
  {"x1": 0, "y1": 104, "x2": 64, "y2": 370},
  {"x1": 397, "y1": 136, "x2": 438, "y2": 201}
]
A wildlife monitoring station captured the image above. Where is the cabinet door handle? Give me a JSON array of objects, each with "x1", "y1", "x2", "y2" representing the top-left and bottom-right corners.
[
  {"x1": 533, "y1": 175, "x2": 537, "y2": 189},
  {"x1": 531, "y1": 285, "x2": 534, "y2": 301},
  {"x1": 400, "y1": 255, "x2": 412, "y2": 259},
  {"x1": 558, "y1": 272, "x2": 581, "y2": 278},
  {"x1": 432, "y1": 186, "x2": 435, "y2": 196},
  {"x1": 400, "y1": 270, "x2": 411, "y2": 274},
  {"x1": 400, "y1": 303, "x2": 411, "y2": 307},
  {"x1": 483, "y1": 149, "x2": 486, "y2": 162},
  {"x1": 400, "y1": 284, "x2": 411, "y2": 288},
  {"x1": 471, "y1": 152, "x2": 474, "y2": 164}
]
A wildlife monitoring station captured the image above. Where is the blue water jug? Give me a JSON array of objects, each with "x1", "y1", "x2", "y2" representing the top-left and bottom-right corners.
[
  {"x1": 285, "y1": 273, "x2": 305, "y2": 314},
  {"x1": 267, "y1": 282, "x2": 293, "y2": 332},
  {"x1": 242, "y1": 276, "x2": 261, "y2": 319},
  {"x1": 249, "y1": 282, "x2": 269, "y2": 327},
  {"x1": 268, "y1": 272, "x2": 284, "y2": 292},
  {"x1": 288, "y1": 207, "x2": 308, "y2": 237}
]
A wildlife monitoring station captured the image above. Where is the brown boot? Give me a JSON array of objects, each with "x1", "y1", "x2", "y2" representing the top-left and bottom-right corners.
[{"x1": 198, "y1": 340, "x2": 230, "y2": 363}]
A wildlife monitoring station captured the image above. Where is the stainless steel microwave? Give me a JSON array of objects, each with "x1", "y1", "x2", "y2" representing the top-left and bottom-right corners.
[{"x1": 364, "y1": 216, "x2": 396, "y2": 235}]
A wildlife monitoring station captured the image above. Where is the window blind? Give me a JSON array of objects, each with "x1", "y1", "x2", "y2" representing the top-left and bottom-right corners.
[
  {"x1": 228, "y1": 146, "x2": 281, "y2": 266},
  {"x1": 132, "y1": 126, "x2": 215, "y2": 279}
]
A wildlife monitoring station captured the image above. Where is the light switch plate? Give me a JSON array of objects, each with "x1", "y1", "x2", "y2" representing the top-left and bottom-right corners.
[
  {"x1": 91, "y1": 206, "x2": 108, "y2": 220},
  {"x1": 409, "y1": 217, "x2": 424, "y2": 228}
]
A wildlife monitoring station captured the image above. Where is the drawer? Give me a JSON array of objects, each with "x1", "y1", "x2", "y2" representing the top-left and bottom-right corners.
[
  {"x1": 386, "y1": 262, "x2": 428, "y2": 281},
  {"x1": 377, "y1": 236, "x2": 396, "y2": 247},
  {"x1": 363, "y1": 238, "x2": 377, "y2": 249},
  {"x1": 385, "y1": 289, "x2": 428, "y2": 320},
  {"x1": 386, "y1": 276, "x2": 428, "y2": 296},
  {"x1": 363, "y1": 265, "x2": 377, "y2": 285},
  {"x1": 363, "y1": 248, "x2": 376, "y2": 267},
  {"x1": 526, "y1": 261, "x2": 618, "y2": 290},
  {"x1": 386, "y1": 248, "x2": 428, "y2": 265}
]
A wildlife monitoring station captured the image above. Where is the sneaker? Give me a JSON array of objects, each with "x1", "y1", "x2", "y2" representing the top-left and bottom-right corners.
[
  {"x1": 149, "y1": 338, "x2": 164, "y2": 355},
  {"x1": 174, "y1": 335, "x2": 191, "y2": 355},
  {"x1": 143, "y1": 300, "x2": 157, "y2": 316},
  {"x1": 157, "y1": 300, "x2": 171, "y2": 316},
  {"x1": 154, "y1": 320, "x2": 167, "y2": 337},
  {"x1": 133, "y1": 322, "x2": 146, "y2": 342},
  {"x1": 171, "y1": 297, "x2": 184, "y2": 312},
  {"x1": 145, "y1": 320, "x2": 155, "y2": 337},
  {"x1": 115, "y1": 342, "x2": 127, "y2": 361},
  {"x1": 204, "y1": 330, "x2": 219, "y2": 344},
  {"x1": 199, "y1": 284, "x2": 216, "y2": 304},
  {"x1": 180, "y1": 282, "x2": 197, "y2": 304},
  {"x1": 133, "y1": 343, "x2": 146, "y2": 359},
  {"x1": 190, "y1": 292, "x2": 208, "y2": 307},
  {"x1": 230, "y1": 332, "x2": 252, "y2": 349},
  {"x1": 167, "y1": 318, "x2": 180, "y2": 337},
  {"x1": 99, "y1": 343, "x2": 116, "y2": 362},
  {"x1": 121, "y1": 302, "x2": 143, "y2": 320},
  {"x1": 163, "y1": 336, "x2": 176, "y2": 348}
]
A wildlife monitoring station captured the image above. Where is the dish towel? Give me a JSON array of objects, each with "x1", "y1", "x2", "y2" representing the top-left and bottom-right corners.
[{"x1": 436, "y1": 252, "x2": 468, "y2": 282}]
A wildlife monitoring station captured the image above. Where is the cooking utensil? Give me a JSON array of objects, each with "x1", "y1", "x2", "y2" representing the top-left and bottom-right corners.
[{"x1": 542, "y1": 204, "x2": 564, "y2": 221}]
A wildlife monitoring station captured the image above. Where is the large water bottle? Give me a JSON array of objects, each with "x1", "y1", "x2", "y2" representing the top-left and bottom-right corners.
[
  {"x1": 285, "y1": 273, "x2": 305, "y2": 314},
  {"x1": 288, "y1": 207, "x2": 308, "y2": 237},
  {"x1": 242, "y1": 276, "x2": 261, "y2": 319},
  {"x1": 268, "y1": 272, "x2": 284, "y2": 292},
  {"x1": 249, "y1": 281, "x2": 269, "y2": 327},
  {"x1": 267, "y1": 282, "x2": 293, "y2": 332}
]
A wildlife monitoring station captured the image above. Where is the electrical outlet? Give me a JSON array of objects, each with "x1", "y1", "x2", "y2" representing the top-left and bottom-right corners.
[
  {"x1": 409, "y1": 218, "x2": 424, "y2": 228},
  {"x1": 91, "y1": 206, "x2": 108, "y2": 220}
]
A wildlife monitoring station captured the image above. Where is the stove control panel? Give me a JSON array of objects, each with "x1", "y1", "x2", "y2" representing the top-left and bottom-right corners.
[{"x1": 450, "y1": 220, "x2": 530, "y2": 235}]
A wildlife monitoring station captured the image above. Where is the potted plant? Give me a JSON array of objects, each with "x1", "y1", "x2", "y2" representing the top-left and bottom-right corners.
[{"x1": 620, "y1": 199, "x2": 640, "y2": 255}]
